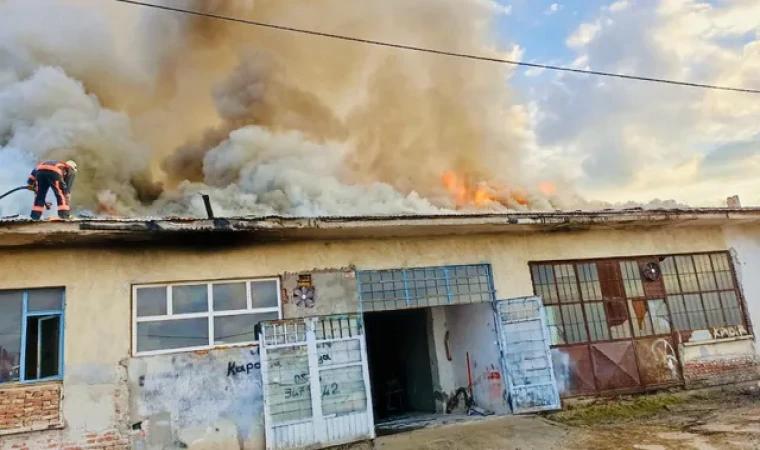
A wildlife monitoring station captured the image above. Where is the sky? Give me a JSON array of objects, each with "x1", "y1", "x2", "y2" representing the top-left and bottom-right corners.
[
  {"x1": 31, "y1": 0, "x2": 760, "y2": 209},
  {"x1": 491, "y1": 0, "x2": 760, "y2": 206}
]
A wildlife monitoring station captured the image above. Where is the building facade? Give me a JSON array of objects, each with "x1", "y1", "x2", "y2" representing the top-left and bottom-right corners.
[{"x1": 0, "y1": 210, "x2": 759, "y2": 450}]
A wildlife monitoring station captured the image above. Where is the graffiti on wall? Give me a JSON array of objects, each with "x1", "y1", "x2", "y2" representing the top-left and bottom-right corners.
[
  {"x1": 711, "y1": 325, "x2": 748, "y2": 340},
  {"x1": 651, "y1": 338, "x2": 679, "y2": 379},
  {"x1": 469, "y1": 365, "x2": 504, "y2": 402},
  {"x1": 227, "y1": 361, "x2": 261, "y2": 377},
  {"x1": 128, "y1": 347, "x2": 265, "y2": 450}
]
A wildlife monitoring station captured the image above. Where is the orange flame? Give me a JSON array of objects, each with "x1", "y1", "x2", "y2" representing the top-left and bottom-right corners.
[
  {"x1": 442, "y1": 170, "x2": 468, "y2": 207},
  {"x1": 441, "y1": 171, "x2": 495, "y2": 208},
  {"x1": 537, "y1": 182, "x2": 557, "y2": 197},
  {"x1": 441, "y1": 172, "x2": 556, "y2": 210}
]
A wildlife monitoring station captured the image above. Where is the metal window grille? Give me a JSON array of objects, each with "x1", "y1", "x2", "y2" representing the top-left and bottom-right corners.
[
  {"x1": 356, "y1": 264, "x2": 495, "y2": 312},
  {"x1": 529, "y1": 251, "x2": 748, "y2": 347}
]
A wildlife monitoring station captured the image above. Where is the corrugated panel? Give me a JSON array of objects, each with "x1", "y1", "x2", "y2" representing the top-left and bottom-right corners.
[
  {"x1": 272, "y1": 422, "x2": 315, "y2": 448},
  {"x1": 261, "y1": 315, "x2": 374, "y2": 450},
  {"x1": 496, "y1": 296, "x2": 561, "y2": 414},
  {"x1": 325, "y1": 413, "x2": 372, "y2": 443}
]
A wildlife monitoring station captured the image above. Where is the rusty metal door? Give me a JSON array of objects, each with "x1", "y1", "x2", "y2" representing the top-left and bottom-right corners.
[
  {"x1": 259, "y1": 315, "x2": 375, "y2": 450},
  {"x1": 495, "y1": 296, "x2": 561, "y2": 414}
]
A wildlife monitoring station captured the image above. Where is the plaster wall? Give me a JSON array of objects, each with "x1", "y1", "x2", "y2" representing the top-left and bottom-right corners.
[
  {"x1": 0, "y1": 226, "x2": 733, "y2": 448},
  {"x1": 445, "y1": 303, "x2": 507, "y2": 415},
  {"x1": 723, "y1": 225, "x2": 760, "y2": 342}
]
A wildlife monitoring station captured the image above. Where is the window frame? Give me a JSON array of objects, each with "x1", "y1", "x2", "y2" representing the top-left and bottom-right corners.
[
  {"x1": 0, "y1": 288, "x2": 66, "y2": 386},
  {"x1": 131, "y1": 277, "x2": 282, "y2": 357},
  {"x1": 356, "y1": 263, "x2": 496, "y2": 312},
  {"x1": 529, "y1": 251, "x2": 749, "y2": 347}
]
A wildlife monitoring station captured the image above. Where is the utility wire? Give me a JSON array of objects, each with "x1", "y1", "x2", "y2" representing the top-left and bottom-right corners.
[{"x1": 114, "y1": 0, "x2": 760, "y2": 95}]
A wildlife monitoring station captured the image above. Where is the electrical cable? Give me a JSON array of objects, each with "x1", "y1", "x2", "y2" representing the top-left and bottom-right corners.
[{"x1": 113, "y1": 0, "x2": 760, "y2": 94}]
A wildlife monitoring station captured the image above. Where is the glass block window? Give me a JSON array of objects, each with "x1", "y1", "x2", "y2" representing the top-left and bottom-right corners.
[{"x1": 357, "y1": 264, "x2": 494, "y2": 312}]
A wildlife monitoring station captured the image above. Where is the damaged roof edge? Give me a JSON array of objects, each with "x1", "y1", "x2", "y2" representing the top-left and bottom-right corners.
[{"x1": 0, "y1": 208, "x2": 758, "y2": 247}]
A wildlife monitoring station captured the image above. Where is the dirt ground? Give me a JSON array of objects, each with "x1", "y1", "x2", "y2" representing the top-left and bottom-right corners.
[{"x1": 373, "y1": 383, "x2": 760, "y2": 450}]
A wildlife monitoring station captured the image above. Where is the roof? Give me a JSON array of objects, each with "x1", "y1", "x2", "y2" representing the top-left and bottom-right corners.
[{"x1": 1, "y1": 207, "x2": 760, "y2": 248}]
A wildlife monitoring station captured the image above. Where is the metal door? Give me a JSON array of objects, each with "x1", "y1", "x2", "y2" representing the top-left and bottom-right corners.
[
  {"x1": 260, "y1": 315, "x2": 375, "y2": 450},
  {"x1": 495, "y1": 296, "x2": 561, "y2": 414}
]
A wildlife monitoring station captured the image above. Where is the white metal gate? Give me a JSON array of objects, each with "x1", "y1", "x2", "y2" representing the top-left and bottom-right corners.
[
  {"x1": 260, "y1": 315, "x2": 375, "y2": 450},
  {"x1": 495, "y1": 296, "x2": 561, "y2": 414}
]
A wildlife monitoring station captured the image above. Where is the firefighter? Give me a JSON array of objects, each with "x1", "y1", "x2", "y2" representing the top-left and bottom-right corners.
[{"x1": 26, "y1": 160, "x2": 78, "y2": 220}]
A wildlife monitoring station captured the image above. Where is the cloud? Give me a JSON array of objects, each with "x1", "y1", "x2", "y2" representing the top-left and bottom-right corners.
[
  {"x1": 607, "y1": 1, "x2": 630, "y2": 13},
  {"x1": 528, "y1": 0, "x2": 760, "y2": 206},
  {"x1": 545, "y1": 3, "x2": 562, "y2": 15},
  {"x1": 566, "y1": 22, "x2": 602, "y2": 48},
  {"x1": 472, "y1": 0, "x2": 512, "y2": 16}
]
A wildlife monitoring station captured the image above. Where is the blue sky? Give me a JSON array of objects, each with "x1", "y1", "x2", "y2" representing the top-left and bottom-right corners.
[
  {"x1": 498, "y1": 1, "x2": 603, "y2": 65},
  {"x1": 481, "y1": 0, "x2": 760, "y2": 207}
]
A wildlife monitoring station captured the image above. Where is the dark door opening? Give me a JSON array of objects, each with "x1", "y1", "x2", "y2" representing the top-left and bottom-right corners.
[{"x1": 364, "y1": 308, "x2": 435, "y2": 421}]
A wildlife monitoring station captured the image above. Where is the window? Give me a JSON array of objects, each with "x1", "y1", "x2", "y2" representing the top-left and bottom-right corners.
[
  {"x1": 530, "y1": 252, "x2": 747, "y2": 347},
  {"x1": 661, "y1": 253, "x2": 744, "y2": 331},
  {"x1": 132, "y1": 278, "x2": 281, "y2": 355},
  {"x1": 0, "y1": 288, "x2": 65, "y2": 385},
  {"x1": 357, "y1": 264, "x2": 494, "y2": 312}
]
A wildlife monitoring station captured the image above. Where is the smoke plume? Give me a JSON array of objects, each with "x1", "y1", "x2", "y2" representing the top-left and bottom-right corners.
[{"x1": 0, "y1": 0, "x2": 683, "y2": 219}]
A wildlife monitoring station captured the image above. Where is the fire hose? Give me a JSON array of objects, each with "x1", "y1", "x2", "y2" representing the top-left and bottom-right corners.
[{"x1": 0, "y1": 186, "x2": 52, "y2": 210}]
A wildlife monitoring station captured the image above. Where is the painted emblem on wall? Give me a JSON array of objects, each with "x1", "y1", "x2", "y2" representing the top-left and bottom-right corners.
[{"x1": 293, "y1": 274, "x2": 316, "y2": 308}]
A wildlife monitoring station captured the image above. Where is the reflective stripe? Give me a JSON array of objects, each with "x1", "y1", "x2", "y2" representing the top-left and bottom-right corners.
[
  {"x1": 57, "y1": 205, "x2": 70, "y2": 211},
  {"x1": 31, "y1": 206, "x2": 44, "y2": 212},
  {"x1": 53, "y1": 182, "x2": 69, "y2": 207},
  {"x1": 37, "y1": 164, "x2": 64, "y2": 176}
]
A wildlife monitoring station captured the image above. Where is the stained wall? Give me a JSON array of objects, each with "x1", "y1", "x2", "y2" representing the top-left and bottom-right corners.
[{"x1": 0, "y1": 225, "x2": 743, "y2": 449}]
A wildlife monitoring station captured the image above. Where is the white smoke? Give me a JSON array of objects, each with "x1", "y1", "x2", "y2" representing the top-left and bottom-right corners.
[
  {"x1": 0, "y1": 0, "x2": 688, "y2": 219},
  {"x1": 0, "y1": 66, "x2": 151, "y2": 217},
  {"x1": 199, "y1": 126, "x2": 441, "y2": 216}
]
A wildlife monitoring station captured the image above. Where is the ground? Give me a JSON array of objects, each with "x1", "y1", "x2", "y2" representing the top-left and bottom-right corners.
[{"x1": 373, "y1": 383, "x2": 760, "y2": 450}]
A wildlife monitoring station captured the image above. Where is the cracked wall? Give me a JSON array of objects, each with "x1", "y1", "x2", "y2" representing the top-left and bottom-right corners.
[{"x1": 127, "y1": 347, "x2": 265, "y2": 450}]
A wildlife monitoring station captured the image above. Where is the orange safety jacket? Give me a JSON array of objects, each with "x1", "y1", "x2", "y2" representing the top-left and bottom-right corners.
[{"x1": 27, "y1": 160, "x2": 76, "y2": 195}]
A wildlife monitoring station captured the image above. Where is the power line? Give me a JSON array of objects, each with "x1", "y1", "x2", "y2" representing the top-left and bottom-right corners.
[{"x1": 114, "y1": 0, "x2": 760, "y2": 95}]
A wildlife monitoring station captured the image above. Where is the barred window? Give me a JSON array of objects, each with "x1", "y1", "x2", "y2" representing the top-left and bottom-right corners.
[
  {"x1": 530, "y1": 252, "x2": 746, "y2": 347},
  {"x1": 661, "y1": 253, "x2": 743, "y2": 331},
  {"x1": 530, "y1": 264, "x2": 587, "y2": 345}
]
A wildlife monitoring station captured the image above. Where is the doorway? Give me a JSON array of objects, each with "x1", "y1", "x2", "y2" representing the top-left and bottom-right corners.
[{"x1": 364, "y1": 308, "x2": 435, "y2": 421}]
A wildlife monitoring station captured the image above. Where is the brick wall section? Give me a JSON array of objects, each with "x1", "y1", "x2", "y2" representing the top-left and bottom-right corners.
[
  {"x1": 683, "y1": 356, "x2": 760, "y2": 388},
  {"x1": 0, "y1": 429, "x2": 130, "y2": 450},
  {"x1": 0, "y1": 381, "x2": 132, "y2": 450},
  {"x1": 0, "y1": 383, "x2": 63, "y2": 436},
  {"x1": 62, "y1": 430, "x2": 130, "y2": 450}
]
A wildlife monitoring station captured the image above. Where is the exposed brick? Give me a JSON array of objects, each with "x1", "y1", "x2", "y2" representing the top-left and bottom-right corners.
[
  {"x1": 683, "y1": 356, "x2": 760, "y2": 389},
  {"x1": 0, "y1": 382, "x2": 62, "y2": 437}
]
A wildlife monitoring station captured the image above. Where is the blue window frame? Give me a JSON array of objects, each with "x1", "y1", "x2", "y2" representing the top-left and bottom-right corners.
[
  {"x1": 0, "y1": 288, "x2": 65, "y2": 385},
  {"x1": 356, "y1": 264, "x2": 496, "y2": 312}
]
